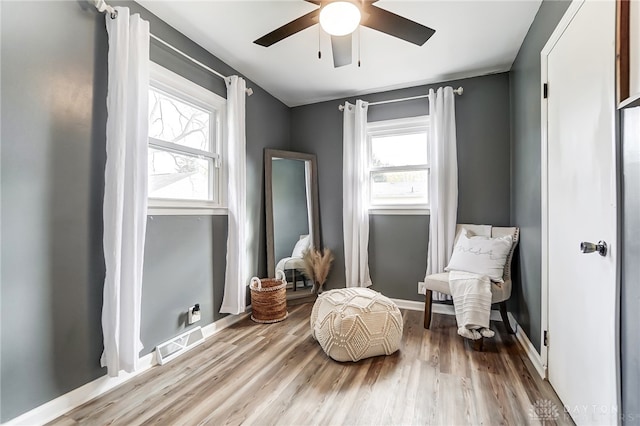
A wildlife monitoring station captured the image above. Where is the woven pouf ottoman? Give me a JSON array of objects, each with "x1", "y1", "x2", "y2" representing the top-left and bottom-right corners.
[{"x1": 310, "y1": 287, "x2": 403, "y2": 362}]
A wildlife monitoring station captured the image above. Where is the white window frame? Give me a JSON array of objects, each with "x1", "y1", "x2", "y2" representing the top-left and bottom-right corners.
[
  {"x1": 147, "y1": 61, "x2": 227, "y2": 215},
  {"x1": 366, "y1": 116, "x2": 430, "y2": 215}
]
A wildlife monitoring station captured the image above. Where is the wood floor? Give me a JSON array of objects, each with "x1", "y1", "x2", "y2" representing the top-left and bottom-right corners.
[{"x1": 50, "y1": 304, "x2": 572, "y2": 426}]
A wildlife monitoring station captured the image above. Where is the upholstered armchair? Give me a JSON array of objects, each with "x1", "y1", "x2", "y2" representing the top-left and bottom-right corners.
[{"x1": 423, "y1": 224, "x2": 520, "y2": 333}]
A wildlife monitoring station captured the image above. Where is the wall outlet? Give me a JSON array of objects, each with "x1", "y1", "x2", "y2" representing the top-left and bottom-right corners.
[
  {"x1": 188, "y1": 304, "x2": 201, "y2": 324},
  {"x1": 417, "y1": 281, "x2": 426, "y2": 295}
]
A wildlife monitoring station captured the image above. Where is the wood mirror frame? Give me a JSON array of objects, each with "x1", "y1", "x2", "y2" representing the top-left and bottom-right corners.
[
  {"x1": 264, "y1": 149, "x2": 321, "y2": 294},
  {"x1": 617, "y1": 0, "x2": 640, "y2": 108}
]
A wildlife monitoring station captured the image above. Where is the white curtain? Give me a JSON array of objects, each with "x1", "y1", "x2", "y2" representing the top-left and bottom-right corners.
[
  {"x1": 425, "y1": 87, "x2": 458, "y2": 300},
  {"x1": 101, "y1": 7, "x2": 149, "y2": 376},
  {"x1": 220, "y1": 76, "x2": 248, "y2": 314},
  {"x1": 343, "y1": 100, "x2": 372, "y2": 288},
  {"x1": 304, "y1": 161, "x2": 314, "y2": 250}
]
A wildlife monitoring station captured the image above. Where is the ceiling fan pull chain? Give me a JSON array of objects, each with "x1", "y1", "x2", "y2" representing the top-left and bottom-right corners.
[
  {"x1": 318, "y1": 24, "x2": 322, "y2": 60},
  {"x1": 357, "y1": 26, "x2": 361, "y2": 67}
]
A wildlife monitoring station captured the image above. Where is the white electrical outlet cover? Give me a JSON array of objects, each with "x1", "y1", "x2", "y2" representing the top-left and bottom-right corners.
[{"x1": 188, "y1": 306, "x2": 201, "y2": 324}]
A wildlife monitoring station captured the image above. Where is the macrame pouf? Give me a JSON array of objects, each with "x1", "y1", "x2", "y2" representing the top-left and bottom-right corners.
[{"x1": 310, "y1": 287, "x2": 403, "y2": 362}]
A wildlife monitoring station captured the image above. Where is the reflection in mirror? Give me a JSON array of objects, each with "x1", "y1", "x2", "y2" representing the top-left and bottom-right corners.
[{"x1": 265, "y1": 149, "x2": 320, "y2": 303}]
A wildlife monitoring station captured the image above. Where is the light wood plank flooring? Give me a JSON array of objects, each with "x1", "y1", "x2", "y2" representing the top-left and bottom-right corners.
[{"x1": 50, "y1": 303, "x2": 572, "y2": 425}]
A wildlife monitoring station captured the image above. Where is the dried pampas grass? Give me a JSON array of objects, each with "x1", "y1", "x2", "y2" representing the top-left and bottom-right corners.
[
  {"x1": 302, "y1": 248, "x2": 334, "y2": 294},
  {"x1": 302, "y1": 250, "x2": 317, "y2": 283}
]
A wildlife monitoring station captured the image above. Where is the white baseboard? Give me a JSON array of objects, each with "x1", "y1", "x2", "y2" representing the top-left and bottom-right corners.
[
  {"x1": 509, "y1": 312, "x2": 546, "y2": 379},
  {"x1": 391, "y1": 298, "x2": 502, "y2": 320},
  {"x1": 5, "y1": 352, "x2": 156, "y2": 426},
  {"x1": 390, "y1": 298, "x2": 426, "y2": 311},
  {"x1": 202, "y1": 311, "x2": 250, "y2": 339},
  {"x1": 4, "y1": 310, "x2": 251, "y2": 426},
  {"x1": 392, "y1": 297, "x2": 544, "y2": 379},
  {"x1": 391, "y1": 298, "x2": 460, "y2": 317}
]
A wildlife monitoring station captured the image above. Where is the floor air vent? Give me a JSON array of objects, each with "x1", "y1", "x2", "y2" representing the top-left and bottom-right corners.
[{"x1": 156, "y1": 326, "x2": 205, "y2": 365}]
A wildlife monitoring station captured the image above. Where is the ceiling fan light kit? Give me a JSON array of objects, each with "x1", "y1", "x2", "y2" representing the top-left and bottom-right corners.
[
  {"x1": 319, "y1": 1, "x2": 361, "y2": 36},
  {"x1": 254, "y1": 0, "x2": 436, "y2": 68}
]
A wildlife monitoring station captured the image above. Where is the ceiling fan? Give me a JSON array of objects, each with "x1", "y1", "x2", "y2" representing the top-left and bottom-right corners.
[{"x1": 254, "y1": 0, "x2": 436, "y2": 68}]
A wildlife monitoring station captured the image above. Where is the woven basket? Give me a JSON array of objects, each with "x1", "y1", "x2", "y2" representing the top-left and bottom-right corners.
[{"x1": 249, "y1": 270, "x2": 288, "y2": 324}]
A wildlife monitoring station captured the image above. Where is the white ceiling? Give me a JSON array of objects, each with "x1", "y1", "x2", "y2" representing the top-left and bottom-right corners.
[{"x1": 137, "y1": 0, "x2": 541, "y2": 107}]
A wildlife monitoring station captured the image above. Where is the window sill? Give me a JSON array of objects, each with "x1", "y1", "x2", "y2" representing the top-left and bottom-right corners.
[
  {"x1": 148, "y1": 206, "x2": 228, "y2": 216},
  {"x1": 368, "y1": 208, "x2": 430, "y2": 216}
]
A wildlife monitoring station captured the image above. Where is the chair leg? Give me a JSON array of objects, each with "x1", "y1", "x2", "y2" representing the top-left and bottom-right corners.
[
  {"x1": 472, "y1": 338, "x2": 484, "y2": 351},
  {"x1": 499, "y1": 301, "x2": 515, "y2": 334},
  {"x1": 424, "y1": 290, "x2": 433, "y2": 329},
  {"x1": 292, "y1": 270, "x2": 297, "y2": 291}
]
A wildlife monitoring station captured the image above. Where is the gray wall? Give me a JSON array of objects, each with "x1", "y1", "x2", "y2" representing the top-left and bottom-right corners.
[
  {"x1": 140, "y1": 215, "x2": 228, "y2": 356},
  {"x1": 509, "y1": 0, "x2": 571, "y2": 351},
  {"x1": 1, "y1": 4, "x2": 108, "y2": 421},
  {"x1": 0, "y1": 1, "x2": 290, "y2": 421},
  {"x1": 290, "y1": 72, "x2": 512, "y2": 301},
  {"x1": 369, "y1": 215, "x2": 430, "y2": 301},
  {"x1": 621, "y1": 106, "x2": 640, "y2": 423},
  {"x1": 272, "y1": 159, "x2": 310, "y2": 262}
]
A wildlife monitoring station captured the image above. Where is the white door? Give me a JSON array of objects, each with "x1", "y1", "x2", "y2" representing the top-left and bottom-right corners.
[{"x1": 545, "y1": 0, "x2": 618, "y2": 424}]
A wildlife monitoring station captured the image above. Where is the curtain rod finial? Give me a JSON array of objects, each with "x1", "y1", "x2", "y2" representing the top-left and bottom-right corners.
[{"x1": 93, "y1": 0, "x2": 117, "y2": 17}]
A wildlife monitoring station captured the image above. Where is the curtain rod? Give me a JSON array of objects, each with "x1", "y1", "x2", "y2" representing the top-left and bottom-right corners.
[
  {"x1": 149, "y1": 34, "x2": 253, "y2": 96},
  {"x1": 92, "y1": 0, "x2": 253, "y2": 96},
  {"x1": 338, "y1": 86, "x2": 463, "y2": 111}
]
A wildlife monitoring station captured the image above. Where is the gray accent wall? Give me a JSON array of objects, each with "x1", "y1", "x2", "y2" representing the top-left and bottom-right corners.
[
  {"x1": 290, "y1": 73, "x2": 511, "y2": 301},
  {"x1": 369, "y1": 215, "x2": 430, "y2": 301},
  {"x1": 0, "y1": 1, "x2": 290, "y2": 421},
  {"x1": 509, "y1": 0, "x2": 571, "y2": 351},
  {"x1": 1, "y1": 4, "x2": 108, "y2": 421},
  {"x1": 140, "y1": 215, "x2": 228, "y2": 356},
  {"x1": 621, "y1": 106, "x2": 640, "y2": 423}
]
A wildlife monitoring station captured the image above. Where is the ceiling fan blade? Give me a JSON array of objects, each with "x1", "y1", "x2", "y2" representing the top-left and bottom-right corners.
[
  {"x1": 254, "y1": 10, "x2": 320, "y2": 47},
  {"x1": 303, "y1": 0, "x2": 321, "y2": 4},
  {"x1": 331, "y1": 34, "x2": 352, "y2": 67},
  {"x1": 361, "y1": 5, "x2": 435, "y2": 46}
]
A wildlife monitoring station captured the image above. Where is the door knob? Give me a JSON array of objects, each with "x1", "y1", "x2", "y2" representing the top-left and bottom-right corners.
[{"x1": 580, "y1": 240, "x2": 607, "y2": 256}]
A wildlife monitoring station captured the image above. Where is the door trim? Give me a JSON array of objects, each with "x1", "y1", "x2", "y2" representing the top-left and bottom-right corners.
[{"x1": 540, "y1": 0, "x2": 584, "y2": 379}]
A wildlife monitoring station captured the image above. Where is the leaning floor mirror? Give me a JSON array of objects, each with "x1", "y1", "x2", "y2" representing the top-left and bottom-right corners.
[{"x1": 265, "y1": 149, "x2": 321, "y2": 303}]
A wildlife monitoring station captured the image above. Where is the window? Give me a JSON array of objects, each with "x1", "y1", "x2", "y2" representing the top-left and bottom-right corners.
[
  {"x1": 366, "y1": 116, "x2": 430, "y2": 213},
  {"x1": 148, "y1": 62, "x2": 226, "y2": 214}
]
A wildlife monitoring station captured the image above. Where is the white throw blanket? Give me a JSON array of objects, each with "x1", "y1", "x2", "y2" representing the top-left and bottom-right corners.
[
  {"x1": 275, "y1": 256, "x2": 305, "y2": 275},
  {"x1": 448, "y1": 270, "x2": 495, "y2": 340}
]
